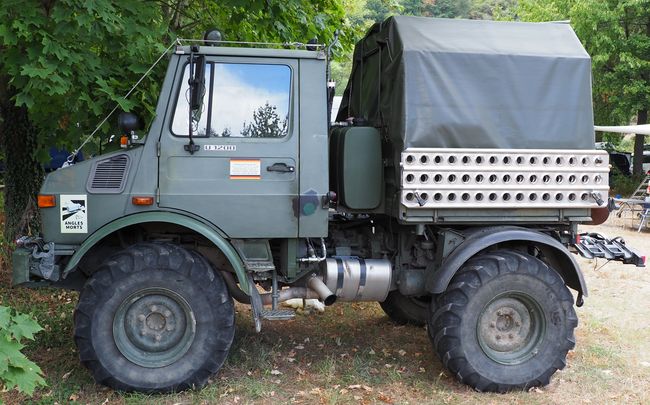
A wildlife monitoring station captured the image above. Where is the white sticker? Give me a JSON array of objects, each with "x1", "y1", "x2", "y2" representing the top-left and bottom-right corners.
[
  {"x1": 230, "y1": 159, "x2": 261, "y2": 179},
  {"x1": 60, "y1": 194, "x2": 87, "y2": 233},
  {"x1": 204, "y1": 144, "x2": 236, "y2": 151}
]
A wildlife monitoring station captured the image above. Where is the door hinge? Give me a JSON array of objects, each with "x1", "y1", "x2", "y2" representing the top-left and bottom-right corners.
[{"x1": 156, "y1": 141, "x2": 161, "y2": 157}]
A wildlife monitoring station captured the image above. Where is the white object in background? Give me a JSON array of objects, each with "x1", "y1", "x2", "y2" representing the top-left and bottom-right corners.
[
  {"x1": 594, "y1": 124, "x2": 650, "y2": 135},
  {"x1": 282, "y1": 298, "x2": 326, "y2": 313}
]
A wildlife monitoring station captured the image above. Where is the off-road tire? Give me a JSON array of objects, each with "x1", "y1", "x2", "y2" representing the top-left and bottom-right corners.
[
  {"x1": 74, "y1": 242, "x2": 235, "y2": 393},
  {"x1": 427, "y1": 250, "x2": 577, "y2": 392},
  {"x1": 380, "y1": 291, "x2": 430, "y2": 326}
]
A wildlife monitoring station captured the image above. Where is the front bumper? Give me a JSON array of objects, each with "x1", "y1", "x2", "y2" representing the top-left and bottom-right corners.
[{"x1": 12, "y1": 237, "x2": 61, "y2": 286}]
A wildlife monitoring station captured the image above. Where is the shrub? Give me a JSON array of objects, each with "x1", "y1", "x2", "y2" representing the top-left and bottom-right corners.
[
  {"x1": 608, "y1": 165, "x2": 646, "y2": 197},
  {"x1": 0, "y1": 305, "x2": 46, "y2": 395}
]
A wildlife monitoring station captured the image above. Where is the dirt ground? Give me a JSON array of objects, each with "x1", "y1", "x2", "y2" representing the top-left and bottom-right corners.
[{"x1": 1, "y1": 216, "x2": 649, "y2": 404}]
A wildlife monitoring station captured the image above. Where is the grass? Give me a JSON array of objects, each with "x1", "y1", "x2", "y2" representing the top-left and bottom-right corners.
[{"x1": 1, "y1": 220, "x2": 649, "y2": 404}]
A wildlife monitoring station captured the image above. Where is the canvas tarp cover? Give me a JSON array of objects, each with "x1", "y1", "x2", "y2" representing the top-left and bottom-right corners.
[{"x1": 336, "y1": 16, "x2": 594, "y2": 150}]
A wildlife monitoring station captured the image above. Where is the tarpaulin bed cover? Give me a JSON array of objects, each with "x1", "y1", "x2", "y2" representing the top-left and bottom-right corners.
[{"x1": 336, "y1": 16, "x2": 594, "y2": 150}]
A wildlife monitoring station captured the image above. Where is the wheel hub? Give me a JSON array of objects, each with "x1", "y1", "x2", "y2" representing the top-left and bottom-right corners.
[
  {"x1": 114, "y1": 287, "x2": 196, "y2": 367},
  {"x1": 477, "y1": 293, "x2": 545, "y2": 365}
]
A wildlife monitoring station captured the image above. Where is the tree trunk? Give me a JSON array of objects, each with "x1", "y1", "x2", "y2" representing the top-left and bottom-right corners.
[
  {"x1": 0, "y1": 87, "x2": 44, "y2": 243},
  {"x1": 633, "y1": 110, "x2": 648, "y2": 176}
]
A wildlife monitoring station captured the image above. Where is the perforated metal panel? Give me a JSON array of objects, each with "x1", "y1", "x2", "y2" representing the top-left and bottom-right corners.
[
  {"x1": 400, "y1": 148, "x2": 609, "y2": 209},
  {"x1": 86, "y1": 154, "x2": 130, "y2": 194}
]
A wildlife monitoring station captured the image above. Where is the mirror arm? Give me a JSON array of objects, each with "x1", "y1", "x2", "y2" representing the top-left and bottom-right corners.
[{"x1": 184, "y1": 45, "x2": 200, "y2": 154}]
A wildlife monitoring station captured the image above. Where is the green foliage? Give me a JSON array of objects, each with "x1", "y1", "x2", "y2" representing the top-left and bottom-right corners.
[
  {"x1": 610, "y1": 171, "x2": 646, "y2": 197},
  {"x1": 0, "y1": 306, "x2": 46, "y2": 396},
  {"x1": 365, "y1": 0, "x2": 404, "y2": 23},
  {"x1": 404, "y1": 0, "x2": 471, "y2": 19},
  {"x1": 468, "y1": 0, "x2": 518, "y2": 20},
  {"x1": 0, "y1": 0, "x2": 168, "y2": 154}
]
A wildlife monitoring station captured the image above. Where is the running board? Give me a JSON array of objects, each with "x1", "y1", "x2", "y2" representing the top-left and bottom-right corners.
[{"x1": 572, "y1": 233, "x2": 646, "y2": 267}]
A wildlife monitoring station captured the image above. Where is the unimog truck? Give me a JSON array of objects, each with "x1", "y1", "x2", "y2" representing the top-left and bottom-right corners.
[{"x1": 13, "y1": 16, "x2": 645, "y2": 393}]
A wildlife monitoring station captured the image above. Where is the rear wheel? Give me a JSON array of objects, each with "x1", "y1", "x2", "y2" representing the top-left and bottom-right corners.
[
  {"x1": 380, "y1": 291, "x2": 430, "y2": 326},
  {"x1": 428, "y1": 250, "x2": 577, "y2": 392},
  {"x1": 74, "y1": 242, "x2": 235, "y2": 392}
]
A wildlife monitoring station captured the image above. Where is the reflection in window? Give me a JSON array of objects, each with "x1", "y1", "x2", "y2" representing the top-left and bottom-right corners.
[
  {"x1": 211, "y1": 64, "x2": 290, "y2": 138},
  {"x1": 171, "y1": 64, "x2": 211, "y2": 136},
  {"x1": 171, "y1": 62, "x2": 291, "y2": 138}
]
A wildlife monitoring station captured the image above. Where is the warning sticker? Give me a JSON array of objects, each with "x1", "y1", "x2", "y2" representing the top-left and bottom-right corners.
[
  {"x1": 230, "y1": 159, "x2": 261, "y2": 180},
  {"x1": 60, "y1": 194, "x2": 87, "y2": 233}
]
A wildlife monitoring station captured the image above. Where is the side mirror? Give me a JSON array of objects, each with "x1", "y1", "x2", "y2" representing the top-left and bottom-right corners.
[{"x1": 117, "y1": 112, "x2": 143, "y2": 134}]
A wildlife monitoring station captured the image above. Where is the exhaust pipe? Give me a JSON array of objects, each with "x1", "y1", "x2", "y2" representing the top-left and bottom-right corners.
[
  {"x1": 221, "y1": 271, "x2": 336, "y2": 306},
  {"x1": 307, "y1": 275, "x2": 337, "y2": 306}
]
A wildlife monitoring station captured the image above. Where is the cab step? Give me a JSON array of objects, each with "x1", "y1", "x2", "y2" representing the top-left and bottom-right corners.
[{"x1": 261, "y1": 309, "x2": 295, "y2": 321}]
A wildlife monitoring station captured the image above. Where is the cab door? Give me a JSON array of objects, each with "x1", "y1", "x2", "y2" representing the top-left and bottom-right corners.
[{"x1": 158, "y1": 57, "x2": 299, "y2": 238}]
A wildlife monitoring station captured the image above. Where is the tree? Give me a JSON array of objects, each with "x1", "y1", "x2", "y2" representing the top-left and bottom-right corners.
[
  {"x1": 468, "y1": 0, "x2": 517, "y2": 20},
  {"x1": 403, "y1": 0, "x2": 471, "y2": 18},
  {"x1": 365, "y1": 0, "x2": 403, "y2": 23},
  {"x1": 516, "y1": 0, "x2": 650, "y2": 174},
  {"x1": 241, "y1": 102, "x2": 288, "y2": 138},
  {"x1": 0, "y1": 0, "x2": 167, "y2": 242},
  {"x1": 0, "y1": 0, "x2": 346, "y2": 242}
]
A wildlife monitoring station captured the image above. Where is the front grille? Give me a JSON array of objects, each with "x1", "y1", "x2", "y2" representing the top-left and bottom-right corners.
[{"x1": 87, "y1": 154, "x2": 129, "y2": 193}]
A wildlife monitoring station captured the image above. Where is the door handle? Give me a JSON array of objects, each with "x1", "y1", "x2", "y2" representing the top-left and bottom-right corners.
[{"x1": 266, "y1": 162, "x2": 295, "y2": 173}]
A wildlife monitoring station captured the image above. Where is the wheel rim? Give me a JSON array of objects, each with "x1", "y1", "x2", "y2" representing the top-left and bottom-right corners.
[
  {"x1": 113, "y1": 287, "x2": 196, "y2": 368},
  {"x1": 477, "y1": 292, "x2": 545, "y2": 365}
]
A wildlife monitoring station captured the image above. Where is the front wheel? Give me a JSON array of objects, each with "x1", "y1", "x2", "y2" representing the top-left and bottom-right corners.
[
  {"x1": 428, "y1": 250, "x2": 578, "y2": 392},
  {"x1": 74, "y1": 243, "x2": 235, "y2": 392}
]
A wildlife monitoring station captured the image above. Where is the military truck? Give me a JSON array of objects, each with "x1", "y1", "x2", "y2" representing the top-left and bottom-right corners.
[{"x1": 13, "y1": 16, "x2": 645, "y2": 393}]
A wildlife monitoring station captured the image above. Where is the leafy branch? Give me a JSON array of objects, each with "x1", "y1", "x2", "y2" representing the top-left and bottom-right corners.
[{"x1": 0, "y1": 306, "x2": 46, "y2": 396}]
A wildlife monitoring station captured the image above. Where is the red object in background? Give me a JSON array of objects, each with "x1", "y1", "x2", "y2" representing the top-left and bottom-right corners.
[{"x1": 586, "y1": 207, "x2": 609, "y2": 226}]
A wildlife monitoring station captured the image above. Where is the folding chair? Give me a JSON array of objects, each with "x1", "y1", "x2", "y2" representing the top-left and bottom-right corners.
[{"x1": 638, "y1": 201, "x2": 650, "y2": 232}]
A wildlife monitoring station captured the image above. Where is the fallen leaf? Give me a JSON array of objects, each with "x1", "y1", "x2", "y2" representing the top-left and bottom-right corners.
[
  {"x1": 270, "y1": 369, "x2": 282, "y2": 375},
  {"x1": 397, "y1": 349, "x2": 406, "y2": 356},
  {"x1": 62, "y1": 370, "x2": 73, "y2": 380}
]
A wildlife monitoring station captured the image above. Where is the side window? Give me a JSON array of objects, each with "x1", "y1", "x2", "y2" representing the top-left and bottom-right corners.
[
  {"x1": 211, "y1": 63, "x2": 291, "y2": 138},
  {"x1": 171, "y1": 64, "x2": 211, "y2": 136},
  {"x1": 171, "y1": 62, "x2": 292, "y2": 138}
]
